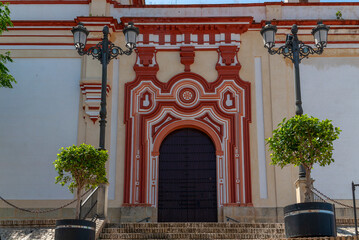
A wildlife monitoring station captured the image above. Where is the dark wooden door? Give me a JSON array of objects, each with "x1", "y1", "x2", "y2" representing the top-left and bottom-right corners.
[{"x1": 158, "y1": 128, "x2": 217, "y2": 222}]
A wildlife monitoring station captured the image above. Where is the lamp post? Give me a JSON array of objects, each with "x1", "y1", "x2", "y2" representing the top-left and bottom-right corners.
[
  {"x1": 72, "y1": 22, "x2": 139, "y2": 150},
  {"x1": 261, "y1": 22, "x2": 329, "y2": 178}
]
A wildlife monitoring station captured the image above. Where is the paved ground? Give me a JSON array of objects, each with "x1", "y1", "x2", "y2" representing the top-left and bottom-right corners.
[
  {"x1": 0, "y1": 226, "x2": 356, "y2": 240},
  {"x1": 0, "y1": 228, "x2": 55, "y2": 240},
  {"x1": 337, "y1": 226, "x2": 358, "y2": 236},
  {"x1": 0, "y1": 219, "x2": 105, "y2": 240}
]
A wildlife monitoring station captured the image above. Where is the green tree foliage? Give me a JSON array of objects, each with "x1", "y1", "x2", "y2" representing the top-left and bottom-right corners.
[
  {"x1": 266, "y1": 115, "x2": 341, "y2": 201},
  {"x1": 54, "y1": 144, "x2": 108, "y2": 219},
  {"x1": 266, "y1": 115, "x2": 340, "y2": 169},
  {"x1": 0, "y1": 2, "x2": 16, "y2": 88}
]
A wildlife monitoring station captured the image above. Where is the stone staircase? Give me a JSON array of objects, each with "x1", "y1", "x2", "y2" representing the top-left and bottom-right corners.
[{"x1": 99, "y1": 222, "x2": 286, "y2": 240}]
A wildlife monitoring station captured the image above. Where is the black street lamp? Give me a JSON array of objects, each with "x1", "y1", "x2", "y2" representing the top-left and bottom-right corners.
[
  {"x1": 261, "y1": 22, "x2": 329, "y2": 177},
  {"x1": 261, "y1": 21, "x2": 329, "y2": 116},
  {"x1": 72, "y1": 22, "x2": 139, "y2": 150}
]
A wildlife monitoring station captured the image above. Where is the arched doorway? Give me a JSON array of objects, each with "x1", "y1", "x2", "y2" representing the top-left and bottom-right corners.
[{"x1": 158, "y1": 128, "x2": 217, "y2": 222}]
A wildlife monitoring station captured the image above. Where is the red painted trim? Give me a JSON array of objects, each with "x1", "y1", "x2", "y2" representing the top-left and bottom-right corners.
[
  {"x1": 258, "y1": 20, "x2": 359, "y2": 28},
  {"x1": 180, "y1": 46, "x2": 195, "y2": 72},
  {"x1": 121, "y1": 16, "x2": 253, "y2": 24},
  {"x1": 120, "y1": 17, "x2": 251, "y2": 44},
  {"x1": 136, "y1": 47, "x2": 157, "y2": 67},
  {"x1": 133, "y1": 47, "x2": 159, "y2": 76},
  {"x1": 170, "y1": 33, "x2": 176, "y2": 45},
  {"x1": 132, "y1": 0, "x2": 145, "y2": 7},
  {"x1": 12, "y1": 20, "x2": 76, "y2": 27},
  {"x1": 152, "y1": 119, "x2": 224, "y2": 156},
  {"x1": 139, "y1": 99, "x2": 235, "y2": 205},
  {"x1": 215, "y1": 46, "x2": 252, "y2": 204},
  {"x1": 243, "y1": 117, "x2": 252, "y2": 204},
  {"x1": 75, "y1": 16, "x2": 118, "y2": 23},
  {"x1": 326, "y1": 41, "x2": 359, "y2": 44},
  {"x1": 218, "y1": 46, "x2": 238, "y2": 66},
  {"x1": 139, "y1": 114, "x2": 146, "y2": 204},
  {"x1": 152, "y1": 112, "x2": 180, "y2": 139},
  {"x1": 158, "y1": 32, "x2": 165, "y2": 45},
  {"x1": 195, "y1": 112, "x2": 223, "y2": 140}
]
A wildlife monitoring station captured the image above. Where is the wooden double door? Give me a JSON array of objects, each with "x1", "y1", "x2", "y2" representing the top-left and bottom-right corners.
[{"x1": 158, "y1": 128, "x2": 217, "y2": 222}]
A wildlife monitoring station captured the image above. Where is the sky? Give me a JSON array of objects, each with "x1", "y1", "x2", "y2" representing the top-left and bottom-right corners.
[{"x1": 146, "y1": 0, "x2": 359, "y2": 4}]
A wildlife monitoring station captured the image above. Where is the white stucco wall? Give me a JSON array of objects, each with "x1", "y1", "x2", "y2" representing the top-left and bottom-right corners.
[
  {"x1": 0, "y1": 58, "x2": 81, "y2": 200},
  {"x1": 111, "y1": 6, "x2": 265, "y2": 22},
  {"x1": 9, "y1": 4, "x2": 89, "y2": 21},
  {"x1": 283, "y1": 6, "x2": 359, "y2": 20},
  {"x1": 301, "y1": 57, "x2": 359, "y2": 200}
]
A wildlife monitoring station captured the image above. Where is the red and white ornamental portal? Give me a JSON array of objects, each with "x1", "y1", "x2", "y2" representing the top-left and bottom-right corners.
[{"x1": 123, "y1": 53, "x2": 251, "y2": 207}]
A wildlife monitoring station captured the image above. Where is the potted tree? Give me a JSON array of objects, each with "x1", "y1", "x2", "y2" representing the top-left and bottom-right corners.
[
  {"x1": 266, "y1": 114, "x2": 341, "y2": 238},
  {"x1": 53, "y1": 143, "x2": 108, "y2": 240}
]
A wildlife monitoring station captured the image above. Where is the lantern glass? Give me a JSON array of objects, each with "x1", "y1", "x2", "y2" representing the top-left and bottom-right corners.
[
  {"x1": 123, "y1": 22, "x2": 139, "y2": 49},
  {"x1": 260, "y1": 23, "x2": 277, "y2": 49},
  {"x1": 312, "y1": 22, "x2": 329, "y2": 47},
  {"x1": 71, "y1": 23, "x2": 89, "y2": 49}
]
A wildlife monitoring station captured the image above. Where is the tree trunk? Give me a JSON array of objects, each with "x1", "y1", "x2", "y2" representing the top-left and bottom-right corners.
[
  {"x1": 76, "y1": 187, "x2": 81, "y2": 219},
  {"x1": 304, "y1": 167, "x2": 313, "y2": 202}
]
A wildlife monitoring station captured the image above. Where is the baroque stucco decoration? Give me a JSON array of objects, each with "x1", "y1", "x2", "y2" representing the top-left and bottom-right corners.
[{"x1": 123, "y1": 44, "x2": 252, "y2": 208}]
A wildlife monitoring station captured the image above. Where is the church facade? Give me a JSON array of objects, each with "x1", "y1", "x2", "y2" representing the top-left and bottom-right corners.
[{"x1": 1, "y1": 0, "x2": 359, "y2": 223}]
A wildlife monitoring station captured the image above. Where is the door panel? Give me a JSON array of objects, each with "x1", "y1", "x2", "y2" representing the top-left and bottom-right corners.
[{"x1": 158, "y1": 128, "x2": 217, "y2": 222}]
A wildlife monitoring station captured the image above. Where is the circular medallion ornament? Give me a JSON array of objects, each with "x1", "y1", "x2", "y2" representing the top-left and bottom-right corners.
[{"x1": 179, "y1": 88, "x2": 196, "y2": 104}]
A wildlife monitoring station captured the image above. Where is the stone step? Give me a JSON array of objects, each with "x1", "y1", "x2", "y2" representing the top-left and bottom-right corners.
[
  {"x1": 103, "y1": 227, "x2": 284, "y2": 234},
  {"x1": 99, "y1": 232, "x2": 286, "y2": 239},
  {"x1": 107, "y1": 223, "x2": 285, "y2": 229},
  {"x1": 99, "y1": 222, "x2": 286, "y2": 240},
  {"x1": 99, "y1": 238, "x2": 285, "y2": 240}
]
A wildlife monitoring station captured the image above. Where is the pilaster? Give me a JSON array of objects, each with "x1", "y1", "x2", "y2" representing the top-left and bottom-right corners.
[{"x1": 78, "y1": 55, "x2": 112, "y2": 147}]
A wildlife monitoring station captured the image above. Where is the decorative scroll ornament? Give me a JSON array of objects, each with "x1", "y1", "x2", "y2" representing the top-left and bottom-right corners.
[
  {"x1": 134, "y1": 47, "x2": 159, "y2": 76},
  {"x1": 216, "y1": 46, "x2": 241, "y2": 76}
]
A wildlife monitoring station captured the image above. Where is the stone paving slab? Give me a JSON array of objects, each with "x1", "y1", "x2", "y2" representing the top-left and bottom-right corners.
[
  {"x1": 338, "y1": 227, "x2": 358, "y2": 236},
  {"x1": 0, "y1": 219, "x2": 105, "y2": 240},
  {"x1": 0, "y1": 228, "x2": 55, "y2": 240}
]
